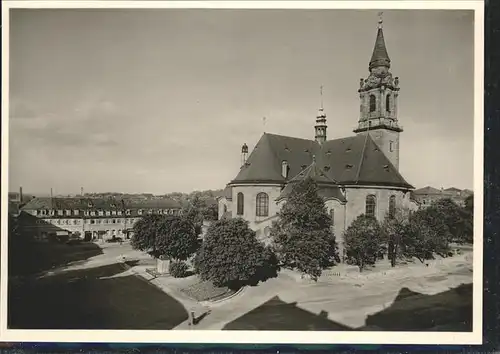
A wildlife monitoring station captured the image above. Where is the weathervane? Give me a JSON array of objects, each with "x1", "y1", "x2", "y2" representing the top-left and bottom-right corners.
[
  {"x1": 320, "y1": 85, "x2": 324, "y2": 110},
  {"x1": 378, "y1": 11, "x2": 384, "y2": 28}
]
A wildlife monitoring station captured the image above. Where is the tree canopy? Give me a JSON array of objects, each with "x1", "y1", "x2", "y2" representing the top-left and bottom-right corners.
[
  {"x1": 131, "y1": 214, "x2": 198, "y2": 260},
  {"x1": 194, "y1": 218, "x2": 279, "y2": 289},
  {"x1": 270, "y1": 178, "x2": 338, "y2": 280},
  {"x1": 344, "y1": 214, "x2": 383, "y2": 271}
]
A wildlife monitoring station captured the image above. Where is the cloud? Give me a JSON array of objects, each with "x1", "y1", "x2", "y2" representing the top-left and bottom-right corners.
[{"x1": 9, "y1": 99, "x2": 39, "y2": 119}]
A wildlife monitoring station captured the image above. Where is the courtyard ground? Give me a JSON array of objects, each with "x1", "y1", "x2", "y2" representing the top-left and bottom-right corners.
[
  {"x1": 8, "y1": 242, "x2": 188, "y2": 330},
  {"x1": 8, "y1": 241, "x2": 474, "y2": 331}
]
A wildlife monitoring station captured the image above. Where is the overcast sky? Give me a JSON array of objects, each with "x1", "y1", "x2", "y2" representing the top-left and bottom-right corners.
[{"x1": 9, "y1": 8, "x2": 474, "y2": 195}]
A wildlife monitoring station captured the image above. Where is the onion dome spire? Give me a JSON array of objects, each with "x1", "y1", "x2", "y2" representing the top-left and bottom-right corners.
[{"x1": 369, "y1": 12, "x2": 391, "y2": 71}]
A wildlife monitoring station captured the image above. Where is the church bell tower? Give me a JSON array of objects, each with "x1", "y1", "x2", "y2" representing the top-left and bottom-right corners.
[{"x1": 354, "y1": 14, "x2": 402, "y2": 170}]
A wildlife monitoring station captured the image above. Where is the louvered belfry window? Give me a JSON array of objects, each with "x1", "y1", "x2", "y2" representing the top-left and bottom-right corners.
[{"x1": 256, "y1": 193, "x2": 269, "y2": 217}]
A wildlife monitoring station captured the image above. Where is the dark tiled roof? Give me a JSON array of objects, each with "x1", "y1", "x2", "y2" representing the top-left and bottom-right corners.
[
  {"x1": 21, "y1": 197, "x2": 181, "y2": 211},
  {"x1": 219, "y1": 185, "x2": 232, "y2": 200},
  {"x1": 369, "y1": 27, "x2": 391, "y2": 70},
  {"x1": 412, "y1": 186, "x2": 442, "y2": 195},
  {"x1": 276, "y1": 160, "x2": 346, "y2": 203},
  {"x1": 231, "y1": 133, "x2": 413, "y2": 189}
]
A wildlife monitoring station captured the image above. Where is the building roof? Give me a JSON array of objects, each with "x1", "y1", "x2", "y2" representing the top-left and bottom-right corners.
[
  {"x1": 444, "y1": 187, "x2": 462, "y2": 193},
  {"x1": 231, "y1": 133, "x2": 413, "y2": 189},
  {"x1": 277, "y1": 159, "x2": 347, "y2": 203},
  {"x1": 21, "y1": 197, "x2": 182, "y2": 211},
  {"x1": 369, "y1": 25, "x2": 391, "y2": 70},
  {"x1": 412, "y1": 186, "x2": 442, "y2": 195}
]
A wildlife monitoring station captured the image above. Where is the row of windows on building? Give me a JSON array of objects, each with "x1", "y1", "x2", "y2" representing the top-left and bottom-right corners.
[
  {"x1": 32, "y1": 208, "x2": 181, "y2": 217},
  {"x1": 36, "y1": 218, "x2": 142, "y2": 226},
  {"x1": 232, "y1": 192, "x2": 397, "y2": 220},
  {"x1": 366, "y1": 194, "x2": 397, "y2": 219},
  {"x1": 235, "y1": 192, "x2": 270, "y2": 217}
]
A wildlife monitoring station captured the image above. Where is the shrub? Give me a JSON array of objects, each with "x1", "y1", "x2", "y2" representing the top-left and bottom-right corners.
[{"x1": 169, "y1": 261, "x2": 189, "y2": 278}]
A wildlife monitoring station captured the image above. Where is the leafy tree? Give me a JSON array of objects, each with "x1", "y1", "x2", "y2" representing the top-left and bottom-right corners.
[
  {"x1": 194, "y1": 218, "x2": 279, "y2": 289},
  {"x1": 131, "y1": 214, "x2": 164, "y2": 257},
  {"x1": 155, "y1": 216, "x2": 198, "y2": 261},
  {"x1": 344, "y1": 214, "x2": 383, "y2": 272},
  {"x1": 381, "y1": 208, "x2": 410, "y2": 267},
  {"x1": 270, "y1": 178, "x2": 338, "y2": 280},
  {"x1": 131, "y1": 214, "x2": 198, "y2": 260},
  {"x1": 463, "y1": 194, "x2": 474, "y2": 243},
  {"x1": 401, "y1": 209, "x2": 450, "y2": 262},
  {"x1": 201, "y1": 203, "x2": 219, "y2": 221},
  {"x1": 428, "y1": 198, "x2": 470, "y2": 244}
]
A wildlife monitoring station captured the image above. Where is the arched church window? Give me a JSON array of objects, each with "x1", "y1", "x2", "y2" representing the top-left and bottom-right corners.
[
  {"x1": 256, "y1": 193, "x2": 269, "y2": 217},
  {"x1": 389, "y1": 195, "x2": 396, "y2": 219},
  {"x1": 386, "y1": 94, "x2": 391, "y2": 112},
  {"x1": 366, "y1": 195, "x2": 376, "y2": 218},
  {"x1": 369, "y1": 94, "x2": 376, "y2": 112},
  {"x1": 237, "y1": 193, "x2": 244, "y2": 216},
  {"x1": 330, "y1": 208, "x2": 335, "y2": 226}
]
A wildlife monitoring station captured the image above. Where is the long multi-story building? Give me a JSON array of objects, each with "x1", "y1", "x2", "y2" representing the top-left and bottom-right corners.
[
  {"x1": 410, "y1": 186, "x2": 473, "y2": 208},
  {"x1": 18, "y1": 197, "x2": 183, "y2": 242}
]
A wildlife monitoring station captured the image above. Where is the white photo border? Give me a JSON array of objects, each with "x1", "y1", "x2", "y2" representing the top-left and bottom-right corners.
[{"x1": 0, "y1": 0, "x2": 484, "y2": 345}]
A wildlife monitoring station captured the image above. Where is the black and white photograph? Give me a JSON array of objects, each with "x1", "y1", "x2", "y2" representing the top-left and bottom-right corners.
[{"x1": 1, "y1": 0, "x2": 483, "y2": 345}]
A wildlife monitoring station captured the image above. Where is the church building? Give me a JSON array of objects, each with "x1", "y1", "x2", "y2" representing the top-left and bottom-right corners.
[{"x1": 217, "y1": 17, "x2": 417, "y2": 257}]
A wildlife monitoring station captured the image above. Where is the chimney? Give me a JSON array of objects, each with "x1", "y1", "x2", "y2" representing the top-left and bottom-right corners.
[
  {"x1": 19, "y1": 186, "x2": 23, "y2": 203},
  {"x1": 81, "y1": 187, "x2": 84, "y2": 196}
]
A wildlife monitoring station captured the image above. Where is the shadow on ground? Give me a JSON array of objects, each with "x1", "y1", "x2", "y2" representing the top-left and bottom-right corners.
[
  {"x1": 223, "y1": 283, "x2": 473, "y2": 331},
  {"x1": 9, "y1": 241, "x2": 103, "y2": 277},
  {"x1": 8, "y1": 263, "x2": 188, "y2": 330}
]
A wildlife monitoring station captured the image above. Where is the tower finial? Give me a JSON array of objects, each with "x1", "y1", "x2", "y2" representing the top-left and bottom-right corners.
[
  {"x1": 320, "y1": 85, "x2": 323, "y2": 110},
  {"x1": 378, "y1": 11, "x2": 383, "y2": 29}
]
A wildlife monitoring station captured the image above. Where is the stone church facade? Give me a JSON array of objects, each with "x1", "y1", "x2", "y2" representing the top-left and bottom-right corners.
[{"x1": 217, "y1": 18, "x2": 418, "y2": 258}]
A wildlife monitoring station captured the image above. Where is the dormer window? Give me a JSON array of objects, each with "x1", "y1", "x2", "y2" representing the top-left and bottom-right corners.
[
  {"x1": 346, "y1": 164, "x2": 353, "y2": 169},
  {"x1": 346, "y1": 148, "x2": 352, "y2": 152},
  {"x1": 281, "y1": 161, "x2": 289, "y2": 178},
  {"x1": 324, "y1": 166, "x2": 331, "y2": 172},
  {"x1": 383, "y1": 165, "x2": 389, "y2": 170},
  {"x1": 98, "y1": 210, "x2": 104, "y2": 216},
  {"x1": 88, "y1": 202, "x2": 93, "y2": 208},
  {"x1": 138, "y1": 209, "x2": 143, "y2": 215},
  {"x1": 117, "y1": 210, "x2": 122, "y2": 215},
  {"x1": 74, "y1": 209, "x2": 79, "y2": 215},
  {"x1": 65, "y1": 209, "x2": 71, "y2": 216},
  {"x1": 58, "y1": 210, "x2": 63, "y2": 216},
  {"x1": 125, "y1": 210, "x2": 131, "y2": 215},
  {"x1": 106, "y1": 211, "x2": 111, "y2": 216},
  {"x1": 112, "y1": 211, "x2": 117, "y2": 216},
  {"x1": 90, "y1": 211, "x2": 96, "y2": 216},
  {"x1": 301, "y1": 165, "x2": 307, "y2": 170},
  {"x1": 326, "y1": 150, "x2": 332, "y2": 155}
]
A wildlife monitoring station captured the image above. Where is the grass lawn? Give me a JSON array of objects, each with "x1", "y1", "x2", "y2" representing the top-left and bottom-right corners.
[
  {"x1": 9, "y1": 241, "x2": 103, "y2": 277},
  {"x1": 8, "y1": 263, "x2": 188, "y2": 329}
]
